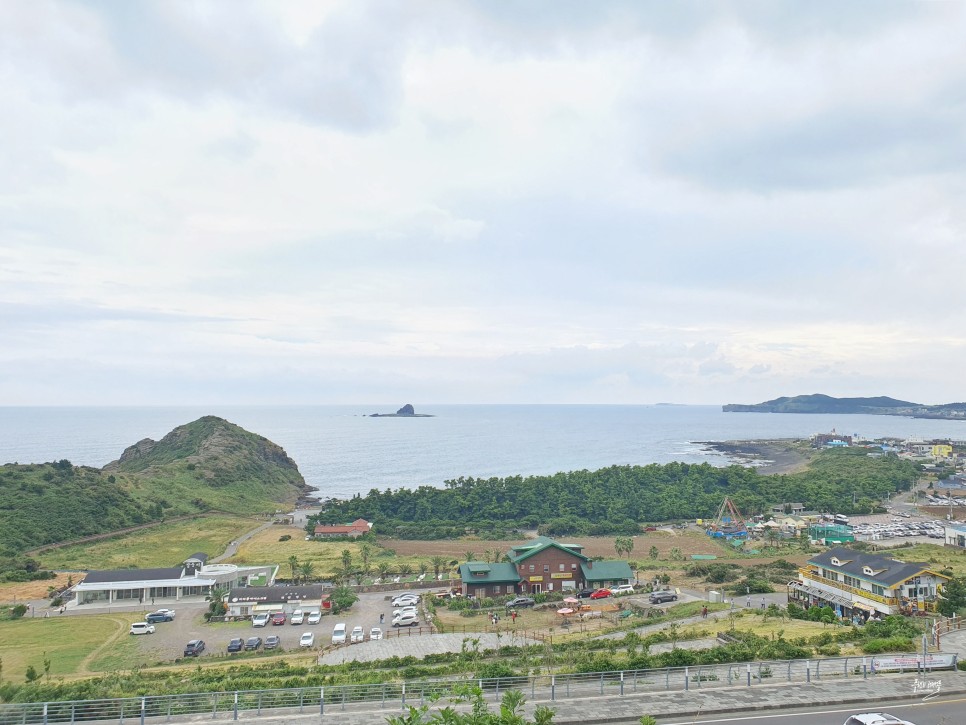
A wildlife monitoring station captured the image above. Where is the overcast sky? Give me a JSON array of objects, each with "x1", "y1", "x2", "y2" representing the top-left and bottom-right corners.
[{"x1": 2, "y1": 1, "x2": 965, "y2": 406}]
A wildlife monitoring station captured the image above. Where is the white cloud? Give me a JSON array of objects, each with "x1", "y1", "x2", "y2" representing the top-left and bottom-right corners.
[{"x1": 2, "y1": 1, "x2": 966, "y2": 405}]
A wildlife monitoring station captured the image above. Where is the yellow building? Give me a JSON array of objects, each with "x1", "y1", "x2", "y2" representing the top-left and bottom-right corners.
[{"x1": 932, "y1": 444, "x2": 953, "y2": 458}]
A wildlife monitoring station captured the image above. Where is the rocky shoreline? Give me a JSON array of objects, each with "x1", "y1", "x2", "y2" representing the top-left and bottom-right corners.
[{"x1": 695, "y1": 438, "x2": 812, "y2": 474}]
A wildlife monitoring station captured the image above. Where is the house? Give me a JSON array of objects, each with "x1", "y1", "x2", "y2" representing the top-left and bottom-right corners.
[
  {"x1": 770, "y1": 503, "x2": 806, "y2": 515},
  {"x1": 789, "y1": 547, "x2": 949, "y2": 617},
  {"x1": 313, "y1": 518, "x2": 372, "y2": 538},
  {"x1": 944, "y1": 522, "x2": 966, "y2": 548},
  {"x1": 458, "y1": 536, "x2": 633, "y2": 598},
  {"x1": 72, "y1": 558, "x2": 278, "y2": 606},
  {"x1": 223, "y1": 584, "x2": 329, "y2": 619}
]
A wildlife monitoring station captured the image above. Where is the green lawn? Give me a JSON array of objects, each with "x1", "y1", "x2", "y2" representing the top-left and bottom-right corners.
[
  {"x1": 0, "y1": 615, "x2": 128, "y2": 681},
  {"x1": 886, "y1": 543, "x2": 966, "y2": 577},
  {"x1": 38, "y1": 515, "x2": 255, "y2": 570}
]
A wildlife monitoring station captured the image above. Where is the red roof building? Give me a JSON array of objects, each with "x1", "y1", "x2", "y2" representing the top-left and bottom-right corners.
[{"x1": 314, "y1": 518, "x2": 372, "y2": 538}]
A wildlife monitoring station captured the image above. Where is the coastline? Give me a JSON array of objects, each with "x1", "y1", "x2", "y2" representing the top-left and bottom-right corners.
[{"x1": 695, "y1": 438, "x2": 812, "y2": 475}]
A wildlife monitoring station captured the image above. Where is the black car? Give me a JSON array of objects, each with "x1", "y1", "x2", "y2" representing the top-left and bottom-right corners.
[
  {"x1": 227, "y1": 638, "x2": 243, "y2": 653},
  {"x1": 649, "y1": 591, "x2": 678, "y2": 604},
  {"x1": 505, "y1": 596, "x2": 536, "y2": 608},
  {"x1": 264, "y1": 635, "x2": 281, "y2": 650},
  {"x1": 576, "y1": 589, "x2": 596, "y2": 599},
  {"x1": 245, "y1": 636, "x2": 262, "y2": 651},
  {"x1": 183, "y1": 640, "x2": 206, "y2": 657}
]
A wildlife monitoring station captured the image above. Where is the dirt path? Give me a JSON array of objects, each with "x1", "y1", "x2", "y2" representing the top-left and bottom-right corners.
[
  {"x1": 210, "y1": 521, "x2": 276, "y2": 563},
  {"x1": 75, "y1": 615, "x2": 131, "y2": 676}
]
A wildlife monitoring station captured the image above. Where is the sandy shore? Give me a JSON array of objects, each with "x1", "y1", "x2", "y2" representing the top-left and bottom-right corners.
[{"x1": 695, "y1": 438, "x2": 812, "y2": 475}]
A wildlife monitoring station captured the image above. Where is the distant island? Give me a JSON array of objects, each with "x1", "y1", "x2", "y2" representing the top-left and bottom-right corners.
[
  {"x1": 369, "y1": 403, "x2": 434, "y2": 418},
  {"x1": 723, "y1": 394, "x2": 966, "y2": 420}
]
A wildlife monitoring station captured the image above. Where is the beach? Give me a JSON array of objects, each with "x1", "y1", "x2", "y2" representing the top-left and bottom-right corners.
[{"x1": 696, "y1": 438, "x2": 813, "y2": 474}]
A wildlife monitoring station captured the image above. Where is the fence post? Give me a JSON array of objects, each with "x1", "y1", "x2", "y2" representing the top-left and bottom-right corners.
[
  {"x1": 599, "y1": 673, "x2": 604, "y2": 695},
  {"x1": 551, "y1": 676, "x2": 555, "y2": 702},
  {"x1": 665, "y1": 668, "x2": 670, "y2": 690},
  {"x1": 43, "y1": 703, "x2": 48, "y2": 725},
  {"x1": 684, "y1": 667, "x2": 689, "y2": 691},
  {"x1": 299, "y1": 690, "x2": 305, "y2": 713},
  {"x1": 863, "y1": 658, "x2": 868, "y2": 680},
  {"x1": 141, "y1": 697, "x2": 146, "y2": 725},
  {"x1": 232, "y1": 692, "x2": 238, "y2": 721},
  {"x1": 402, "y1": 683, "x2": 406, "y2": 709},
  {"x1": 806, "y1": 661, "x2": 810, "y2": 683},
  {"x1": 787, "y1": 661, "x2": 792, "y2": 681},
  {"x1": 320, "y1": 687, "x2": 324, "y2": 716},
  {"x1": 746, "y1": 664, "x2": 751, "y2": 687},
  {"x1": 620, "y1": 671, "x2": 624, "y2": 696}
]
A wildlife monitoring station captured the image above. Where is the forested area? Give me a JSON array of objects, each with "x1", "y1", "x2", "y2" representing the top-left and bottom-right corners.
[
  {"x1": 313, "y1": 449, "x2": 919, "y2": 538},
  {"x1": 0, "y1": 461, "x2": 160, "y2": 559}
]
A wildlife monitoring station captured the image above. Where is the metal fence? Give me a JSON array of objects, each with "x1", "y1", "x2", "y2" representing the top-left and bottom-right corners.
[{"x1": 0, "y1": 654, "x2": 957, "y2": 725}]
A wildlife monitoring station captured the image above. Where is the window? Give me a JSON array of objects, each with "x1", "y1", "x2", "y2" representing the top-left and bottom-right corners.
[
  {"x1": 507, "y1": 585, "x2": 514, "y2": 594},
  {"x1": 571, "y1": 563, "x2": 577, "y2": 570},
  {"x1": 493, "y1": 585, "x2": 501, "y2": 595},
  {"x1": 559, "y1": 564, "x2": 565, "y2": 572},
  {"x1": 543, "y1": 565, "x2": 549, "y2": 573},
  {"x1": 843, "y1": 576, "x2": 859, "y2": 588},
  {"x1": 529, "y1": 564, "x2": 534, "y2": 573},
  {"x1": 872, "y1": 584, "x2": 884, "y2": 596}
]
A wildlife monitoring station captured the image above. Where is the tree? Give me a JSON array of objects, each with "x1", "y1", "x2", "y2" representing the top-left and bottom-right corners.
[
  {"x1": 418, "y1": 561, "x2": 429, "y2": 577},
  {"x1": 465, "y1": 551, "x2": 476, "y2": 562},
  {"x1": 614, "y1": 536, "x2": 634, "y2": 559},
  {"x1": 938, "y1": 576, "x2": 966, "y2": 617},
  {"x1": 340, "y1": 549, "x2": 353, "y2": 579},
  {"x1": 377, "y1": 562, "x2": 392, "y2": 579},
  {"x1": 329, "y1": 585, "x2": 358, "y2": 613},
  {"x1": 11, "y1": 604, "x2": 27, "y2": 619},
  {"x1": 431, "y1": 556, "x2": 448, "y2": 578},
  {"x1": 648, "y1": 546, "x2": 659, "y2": 560},
  {"x1": 399, "y1": 562, "x2": 413, "y2": 578},
  {"x1": 669, "y1": 548, "x2": 683, "y2": 561},
  {"x1": 360, "y1": 543, "x2": 372, "y2": 570},
  {"x1": 299, "y1": 561, "x2": 315, "y2": 584},
  {"x1": 288, "y1": 555, "x2": 299, "y2": 582}
]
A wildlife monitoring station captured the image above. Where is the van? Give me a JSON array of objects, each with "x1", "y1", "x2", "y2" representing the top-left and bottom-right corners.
[{"x1": 332, "y1": 622, "x2": 347, "y2": 644}]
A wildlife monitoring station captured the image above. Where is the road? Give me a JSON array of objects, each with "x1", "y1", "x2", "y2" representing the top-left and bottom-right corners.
[{"x1": 663, "y1": 694, "x2": 966, "y2": 725}]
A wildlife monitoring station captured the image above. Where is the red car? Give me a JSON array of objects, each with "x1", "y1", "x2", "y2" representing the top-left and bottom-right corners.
[
  {"x1": 589, "y1": 588, "x2": 612, "y2": 600},
  {"x1": 271, "y1": 612, "x2": 286, "y2": 625}
]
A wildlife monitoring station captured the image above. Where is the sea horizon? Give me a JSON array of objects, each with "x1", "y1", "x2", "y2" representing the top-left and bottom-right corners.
[{"x1": 3, "y1": 404, "x2": 964, "y2": 500}]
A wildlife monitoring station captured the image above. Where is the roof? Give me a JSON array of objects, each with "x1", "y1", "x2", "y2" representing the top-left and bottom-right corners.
[
  {"x1": 507, "y1": 536, "x2": 588, "y2": 563},
  {"x1": 83, "y1": 567, "x2": 185, "y2": 584},
  {"x1": 581, "y1": 561, "x2": 634, "y2": 583},
  {"x1": 186, "y1": 553, "x2": 208, "y2": 563},
  {"x1": 809, "y1": 547, "x2": 949, "y2": 587},
  {"x1": 314, "y1": 525, "x2": 360, "y2": 534},
  {"x1": 225, "y1": 585, "x2": 326, "y2": 604},
  {"x1": 458, "y1": 562, "x2": 521, "y2": 585}
]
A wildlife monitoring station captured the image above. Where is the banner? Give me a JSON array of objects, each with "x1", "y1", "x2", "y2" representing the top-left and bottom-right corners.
[{"x1": 870, "y1": 654, "x2": 957, "y2": 671}]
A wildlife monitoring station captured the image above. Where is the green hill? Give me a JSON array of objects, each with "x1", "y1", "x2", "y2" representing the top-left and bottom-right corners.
[{"x1": 0, "y1": 417, "x2": 309, "y2": 557}]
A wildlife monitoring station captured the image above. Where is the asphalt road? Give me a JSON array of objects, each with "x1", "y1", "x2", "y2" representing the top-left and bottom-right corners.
[{"x1": 663, "y1": 694, "x2": 966, "y2": 725}]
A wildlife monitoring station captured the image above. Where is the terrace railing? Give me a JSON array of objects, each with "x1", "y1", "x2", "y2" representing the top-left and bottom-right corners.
[{"x1": 0, "y1": 653, "x2": 956, "y2": 725}]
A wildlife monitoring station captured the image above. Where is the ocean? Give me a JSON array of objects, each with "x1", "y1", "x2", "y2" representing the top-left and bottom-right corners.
[{"x1": 2, "y1": 405, "x2": 964, "y2": 500}]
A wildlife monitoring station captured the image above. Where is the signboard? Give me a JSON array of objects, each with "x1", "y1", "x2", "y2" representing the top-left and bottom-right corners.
[
  {"x1": 528, "y1": 576, "x2": 544, "y2": 582},
  {"x1": 551, "y1": 573, "x2": 572, "y2": 579},
  {"x1": 870, "y1": 654, "x2": 957, "y2": 672}
]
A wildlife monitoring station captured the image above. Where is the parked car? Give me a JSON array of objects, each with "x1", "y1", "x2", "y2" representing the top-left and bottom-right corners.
[
  {"x1": 393, "y1": 605, "x2": 418, "y2": 617},
  {"x1": 649, "y1": 590, "x2": 678, "y2": 604},
  {"x1": 145, "y1": 609, "x2": 175, "y2": 623},
  {"x1": 392, "y1": 613, "x2": 419, "y2": 627},
  {"x1": 290, "y1": 610, "x2": 305, "y2": 625},
  {"x1": 244, "y1": 637, "x2": 262, "y2": 651},
  {"x1": 299, "y1": 632, "x2": 315, "y2": 648},
  {"x1": 183, "y1": 640, "x2": 206, "y2": 657},
  {"x1": 332, "y1": 623, "x2": 347, "y2": 644},
  {"x1": 130, "y1": 622, "x2": 155, "y2": 635},
  {"x1": 505, "y1": 596, "x2": 536, "y2": 608},
  {"x1": 392, "y1": 595, "x2": 419, "y2": 607},
  {"x1": 589, "y1": 588, "x2": 612, "y2": 600},
  {"x1": 271, "y1": 612, "x2": 286, "y2": 626},
  {"x1": 842, "y1": 714, "x2": 916, "y2": 725},
  {"x1": 252, "y1": 613, "x2": 270, "y2": 627},
  {"x1": 576, "y1": 589, "x2": 596, "y2": 599},
  {"x1": 369, "y1": 627, "x2": 383, "y2": 640},
  {"x1": 612, "y1": 585, "x2": 635, "y2": 595},
  {"x1": 264, "y1": 635, "x2": 280, "y2": 650},
  {"x1": 350, "y1": 626, "x2": 365, "y2": 643},
  {"x1": 227, "y1": 638, "x2": 244, "y2": 653},
  {"x1": 307, "y1": 611, "x2": 322, "y2": 625}
]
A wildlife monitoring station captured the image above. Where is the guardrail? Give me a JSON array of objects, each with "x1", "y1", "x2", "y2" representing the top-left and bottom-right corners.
[{"x1": 0, "y1": 654, "x2": 956, "y2": 725}]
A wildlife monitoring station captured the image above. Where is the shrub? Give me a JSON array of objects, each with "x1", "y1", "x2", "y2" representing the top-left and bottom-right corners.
[{"x1": 861, "y1": 637, "x2": 914, "y2": 654}]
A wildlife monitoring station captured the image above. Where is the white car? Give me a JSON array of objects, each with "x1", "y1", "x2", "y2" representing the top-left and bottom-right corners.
[
  {"x1": 350, "y1": 626, "x2": 365, "y2": 643},
  {"x1": 612, "y1": 584, "x2": 635, "y2": 595},
  {"x1": 331, "y1": 622, "x2": 347, "y2": 644},
  {"x1": 392, "y1": 613, "x2": 419, "y2": 627},
  {"x1": 392, "y1": 605, "x2": 418, "y2": 617},
  {"x1": 392, "y1": 595, "x2": 419, "y2": 607},
  {"x1": 369, "y1": 627, "x2": 383, "y2": 640},
  {"x1": 252, "y1": 613, "x2": 270, "y2": 627},
  {"x1": 299, "y1": 632, "x2": 315, "y2": 648},
  {"x1": 843, "y1": 714, "x2": 916, "y2": 725},
  {"x1": 290, "y1": 610, "x2": 305, "y2": 625},
  {"x1": 307, "y1": 611, "x2": 322, "y2": 625},
  {"x1": 130, "y1": 622, "x2": 155, "y2": 635}
]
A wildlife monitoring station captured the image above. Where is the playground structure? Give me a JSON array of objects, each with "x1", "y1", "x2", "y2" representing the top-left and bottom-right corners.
[{"x1": 706, "y1": 497, "x2": 748, "y2": 539}]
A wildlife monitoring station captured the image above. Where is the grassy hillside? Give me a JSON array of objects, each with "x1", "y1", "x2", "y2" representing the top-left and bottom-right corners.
[{"x1": 1, "y1": 417, "x2": 309, "y2": 557}]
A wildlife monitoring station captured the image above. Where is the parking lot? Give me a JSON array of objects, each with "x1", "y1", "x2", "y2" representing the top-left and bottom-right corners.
[
  {"x1": 849, "y1": 511, "x2": 946, "y2": 546},
  {"x1": 129, "y1": 590, "x2": 423, "y2": 662}
]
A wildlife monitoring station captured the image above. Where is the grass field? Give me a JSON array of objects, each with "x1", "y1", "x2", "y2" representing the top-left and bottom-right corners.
[
  {"x1": 38, "y1": 515, "x2": 255, "y2": 570},
  {"x1": 886, "y1": 542, "x2": 966, "y2": 576},
  {"x1": 0, "y1": 572, "x2": 75, "y2": 605},
  {"x1": 0, "y1": 614, "x2": 131, "y2": 680}
]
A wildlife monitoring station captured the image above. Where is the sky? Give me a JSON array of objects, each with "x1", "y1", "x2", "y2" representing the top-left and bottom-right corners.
[{"x1": 2, "y1": 1, "x2": 966, "y2": 406}]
